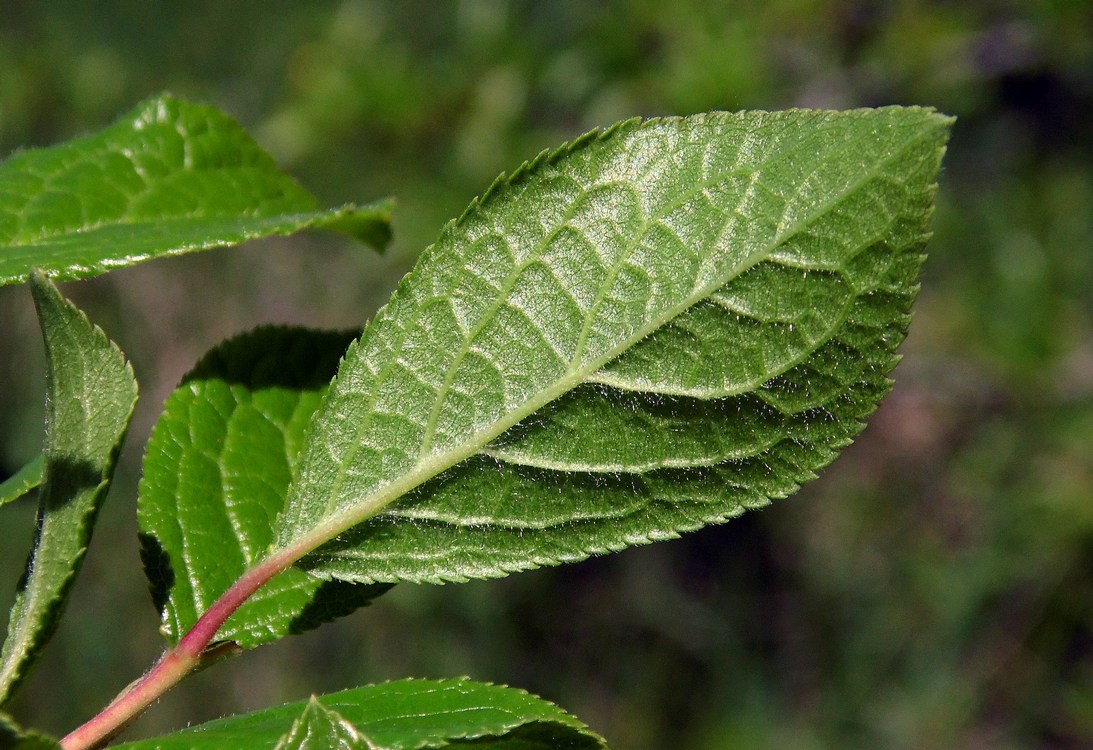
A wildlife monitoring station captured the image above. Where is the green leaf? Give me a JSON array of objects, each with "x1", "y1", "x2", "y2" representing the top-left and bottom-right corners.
[
  {"x1": 113, "y1": 678, "x2": 608, "y2": 750},
  {"x1": 0, "y1": 711, "x2": 61, "y2": 750},
  {"x1": 0, "y1": 456, "x2": 43, "y2": 509},
  {"x1": 0, "y1": 273, "x2": 138, "y2": 705},
  {"x1": 273, "y1": 698, "x2": 374, "y2": 750},
  {"x1": 138, "y1": 327, "x2": 389, "y2": 650},
  {"x1": 274, "y1": 108, "x2": 952, "y2": 583},
  {"x1": 0, "y1": 94, "x2": 391, "y2": 287}
]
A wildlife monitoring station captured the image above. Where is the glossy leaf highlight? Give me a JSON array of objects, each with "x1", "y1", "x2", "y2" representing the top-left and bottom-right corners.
[{"x1": 273, "y1": 698, "x2": 373, "y2": 750}]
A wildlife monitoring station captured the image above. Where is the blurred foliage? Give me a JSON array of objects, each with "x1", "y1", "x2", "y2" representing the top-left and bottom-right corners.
[{"x1": 0, "y1": 1, "x2": 1091, "y2": 748}]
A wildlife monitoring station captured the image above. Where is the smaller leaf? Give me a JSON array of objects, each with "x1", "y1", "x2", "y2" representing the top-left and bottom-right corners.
[
  {"x1": 0, "y1": 94, "x2": 392, "y2": 287},
  {"x1": 0, "y1": 711, "x2": 61, "y2": 750},
  {"x1": 273, "y1": 697, "x2": 375, "y2": 750},
  {"x1": 0, "y1": 274, "x2": 137, "y2": 705},
  {"x1": 0, "y1": 456, "x2": 43, "y2": 509},
  {"x1": 138, "y1": 327, "x2": 389, "y2": 650},
  {"x1": 113, "y1": 678, "x2": 608, "y2": 750}
]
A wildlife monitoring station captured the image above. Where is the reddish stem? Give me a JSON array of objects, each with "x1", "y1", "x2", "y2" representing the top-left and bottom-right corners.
[{"x1": 60, "y1": 547, "x2": 300, "y2": 750}]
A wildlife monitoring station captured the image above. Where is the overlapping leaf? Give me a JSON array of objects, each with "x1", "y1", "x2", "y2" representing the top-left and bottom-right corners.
[
  {"x1": 138, "y1": 327, "x2": 389, "y2": 649},
  {"x1": 0, "y1": 456, "x2": 43, "y2": 509},
  {"x1": 0, "y1": 94, "x2": 391, "y2": 286},
  {"x1": 272, "y1": 108, "x2": 952, "y2": 584},
  {"x1": 0, "y1": 273, "x2": 138, "y2": 705},
  {"x1": 113, "y1": 678, "x2": 607, "y2": 750}
]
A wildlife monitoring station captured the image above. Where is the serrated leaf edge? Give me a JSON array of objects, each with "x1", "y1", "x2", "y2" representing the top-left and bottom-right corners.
[{"x1": 277, "y1": 109, "x2": 950, "y2": 572}]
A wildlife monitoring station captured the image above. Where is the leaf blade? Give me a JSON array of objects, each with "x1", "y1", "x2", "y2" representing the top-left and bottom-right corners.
[
  {"x1": 274, "y1": 108, "x2": 951, "y2": 584},
  {"x1": 0, "y1": 456, "x2": 43, "y2": 509},
  {"x1": 273, "y1": 698, "x2": 372, "y2": 750},
  {"x1": 0, "y1": 273, "x2": 138, "y2": 705},
  {"x1": 113, "y1": 678, "x2": 607, "y2": 750},
  {"x1": 137, "y1": 327, "x2": 390, "y2": 650},
  {"x1": 0, "y1": 95, "x2": 391, "y2": 286}
]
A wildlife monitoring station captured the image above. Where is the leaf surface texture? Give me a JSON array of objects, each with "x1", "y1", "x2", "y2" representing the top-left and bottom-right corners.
[
  {"x1": 138, "y1": 327, "x2": 389, "y2": 649},
  {"x1": 114, "y1": 678, "x2": 606, "y2": 750},
  {"x1": 0, "y1": 95, "x2": 390, "y2": 286},
  {"x1": 273, "y1": 108, "x2": 952, "y2": 583},
  {"x1": 273, "y1": 698, "x2": 373, "y2": 750}
]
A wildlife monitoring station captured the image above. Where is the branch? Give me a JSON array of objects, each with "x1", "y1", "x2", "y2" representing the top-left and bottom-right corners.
[{"x1": 60, "y1": 547, "x2": 300, "y2": 750}]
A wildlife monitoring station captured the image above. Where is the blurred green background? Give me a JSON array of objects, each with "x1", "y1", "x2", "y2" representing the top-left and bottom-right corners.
[{"x1": 1, "y1": 1, "x2": 1091, "y2": 748}]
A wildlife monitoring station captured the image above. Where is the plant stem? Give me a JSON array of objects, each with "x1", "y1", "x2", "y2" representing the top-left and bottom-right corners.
[{"x1": 60, "y1": 546, "x2": 301, "y2": 750}]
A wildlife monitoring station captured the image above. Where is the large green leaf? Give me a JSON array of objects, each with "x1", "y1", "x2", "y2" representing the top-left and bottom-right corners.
[
  {"x1": 138, "y1": 327, "x2": 389, "y2": 650},
  {"x1": 113, "y1": 678, "x2": 607, "y2": 750},
  {"x1": 273, "y1": 108, "x2": 951, "y2": 583},
  {"x1": 0, "y1": 94, "x2": 391, "y2": 287},
  {"x1": 0, "y1": 273, "x2": 138, "y2": 705}
]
